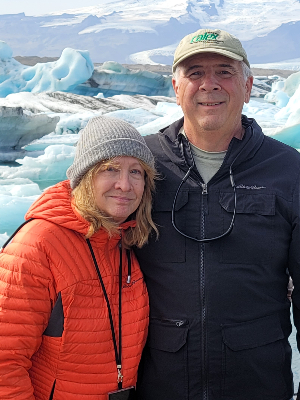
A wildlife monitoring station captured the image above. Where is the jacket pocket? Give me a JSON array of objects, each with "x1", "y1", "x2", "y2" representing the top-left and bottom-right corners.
[
  {"x1": 221, "y1": 314, "x2": 289, "y2": 399},
  {"x1": 137, "y1": 318, "x2": 189, "y2": 400},
  {"x1": 219, "y1": 192, "x2": 275, "y2": 264}
]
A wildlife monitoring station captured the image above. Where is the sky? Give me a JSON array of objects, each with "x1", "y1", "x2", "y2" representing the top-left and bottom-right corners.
[{"x1": 0, "y1": 1, "x2": 104, "y2": 16}]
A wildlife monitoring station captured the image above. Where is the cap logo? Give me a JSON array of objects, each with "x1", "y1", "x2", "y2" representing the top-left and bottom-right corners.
[{"x1": 190, "y1": 32, "x2": 220, "y2": 44}]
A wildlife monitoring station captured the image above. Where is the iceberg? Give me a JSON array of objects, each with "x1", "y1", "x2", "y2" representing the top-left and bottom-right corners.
[
  {"x1": 0, "y1": 41, "x2": 12, "y2": 60},
  {"x1": 0, "y1": 178, "x2": 41, "y2": 239},
  {"x1": 0, "y1": 53, "x2": 299, "y2": 392},
  {"x1": 1, "y1": 45, "x2": 300, "y2": 247},
  {"x1": 0, "y1": 106, "x2": 59, "y2": 161},
  {"x1": 0, "y1": 144, "x2": 76, "y2": 184},
  {"x1": 80, "y1": 61, "x2": 174, "y2": 97},
  {"x1": 0, "y1": 41, "x2": 94, "y2": 97},
  {"x1": 264, "y1": 71, "x2": 300, "y2": 147},
  {"x1": 0, "y1": 91, "x2": 176, "y2": 115}
]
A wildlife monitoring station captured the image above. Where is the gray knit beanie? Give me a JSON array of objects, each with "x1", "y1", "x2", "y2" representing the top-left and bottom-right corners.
[{"x1": 66, "y1": 116, "x2": 155, "y2": 189}]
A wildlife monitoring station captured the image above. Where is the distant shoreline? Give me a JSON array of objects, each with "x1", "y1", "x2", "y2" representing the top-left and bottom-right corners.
[{"x1": 14, "y1": 56, "x2": 296, "y2": 79}]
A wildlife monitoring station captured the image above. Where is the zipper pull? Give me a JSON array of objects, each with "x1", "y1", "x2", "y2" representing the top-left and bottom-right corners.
[
  {"x1": 202, "y1": 183, "x2": 208, "y2": 215},
  {"x1": 202, "y1": 183, "x2": 208, "y2": 195}
]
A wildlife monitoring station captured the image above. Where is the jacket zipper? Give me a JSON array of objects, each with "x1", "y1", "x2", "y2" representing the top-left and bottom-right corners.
[
  {"x1": 152, "y1": 317, "x2": 189, "y2": 327},
  {"x1": 186, "y1": 164, "x2": 209, "y2": 398},
  {"x1": 201, "y1": 182, "x2": 208, "y2": 400},
  {"x1": 49, "y1": 380, "x2": 56, "y2": 400}
]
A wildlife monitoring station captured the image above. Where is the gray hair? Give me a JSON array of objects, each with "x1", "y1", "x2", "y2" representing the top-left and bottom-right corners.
[{"x1": 241, "y1": 61, "x2": 253, "y2": 80}]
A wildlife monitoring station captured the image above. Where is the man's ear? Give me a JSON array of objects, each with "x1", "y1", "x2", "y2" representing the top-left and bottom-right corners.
[
  {"x1": 244, "y1": 76, "x2": 254, "y2": 104},
  {"x1": 172, "y1": 77, "x2": 181, "y2": 106}
]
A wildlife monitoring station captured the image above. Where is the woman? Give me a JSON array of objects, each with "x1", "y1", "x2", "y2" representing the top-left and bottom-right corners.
[{"x1": 0, "y1": 116, "x2": 157, "y2": 400}]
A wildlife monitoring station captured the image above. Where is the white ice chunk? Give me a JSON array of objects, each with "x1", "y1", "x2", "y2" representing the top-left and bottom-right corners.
[
  {"x1": 0, "y1": 41, "x2": 13, "y2": 60},
  {"x1": 0, "y1": 42, "x2": 94, "y2": 97},
  {"x1": 0, "y1": 178, "x2": 41, "y2": 197},
  {"x1": 105, "y1": 108, "x2": 159, "y2": 128},
  {"x1": 0, "y1": 106, "x2": 59, "y2": 161},
  {"x1": 261, "y1": 71, "x2": 300, "y2": 145},
  {"x1": 55, "y1": 113, "x2": 93, "y2": 134},
  {"x1": 138, "y1": 104, "x2": 183, "y2": 136},
  {"x1": 0, "y1": 145, "x2": 75, "y2": 182},
  {"x1": 91, "y1": 62, "x2": 174, "y2": 97},
  {"x1": 0, "y1": 178, "x2": 41, "y2": 236}
]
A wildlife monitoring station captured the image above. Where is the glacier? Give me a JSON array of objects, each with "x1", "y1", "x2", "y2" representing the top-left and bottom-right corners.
[{"x1": 1, "y1": 0, "x2": 300, "y2": 65}]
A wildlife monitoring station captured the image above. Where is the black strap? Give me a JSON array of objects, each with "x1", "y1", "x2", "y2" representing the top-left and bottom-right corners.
[
  {"x1": 1, "y1": 218, "x2": 34, "y2": 250},
  {"x1": 126, "y1": 249, "x2": 131, "y2": 284},
  {"x1": 86, "y1": 238, "x2": 123, "y2": 389}
]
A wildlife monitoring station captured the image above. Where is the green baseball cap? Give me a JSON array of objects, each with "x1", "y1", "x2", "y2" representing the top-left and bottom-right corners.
[{"x1": 173, "y1": 28, "x2": 250, "y2": 72}]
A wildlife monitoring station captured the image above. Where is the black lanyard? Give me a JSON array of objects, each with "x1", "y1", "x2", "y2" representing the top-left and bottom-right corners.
[{"x1": 86, "y1": 238, "x2": 123, "y2": 389}]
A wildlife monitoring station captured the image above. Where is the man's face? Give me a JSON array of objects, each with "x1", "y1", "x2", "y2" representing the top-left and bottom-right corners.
[{"x1": 172, "y1": 53, "x2": 253, "y2": 138}]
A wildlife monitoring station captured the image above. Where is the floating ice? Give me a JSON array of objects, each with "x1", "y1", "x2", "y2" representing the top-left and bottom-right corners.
[
  {"x1": 0, "y1": 106, "x2": 59, "y2": 162},
  {"x1": 282, "y1": 71, "x2": 300, "y2": 97},
  {"x1": 0, "y1": 52, "x2": 298, "y2": 390},
  {"x1": 0, "y1": 178, "x2": 41, "y2": 238},
  {"x1": 0, "y1": 41, "x2": 13, "y2": 60},
  {"x1": 138, "y1": 102, "x2": 183, "y2": 136},
  {"x1": 0, "y1": 145, "x2": 75, "y2": 183},
  {"x1": 25, "y1": 133, "x2": 79, "y2": 152},
  {"x1": 88, "y1": 61, "x2": 174, "y2": 97},
  {"x1": 0, "y1": 178, "x2": 41, "y2": 197},
  {"x1": 265, "y1": 79, "x2": 290, "y2": 108},
  {"x1": 251, "y1": 76, "x2": 277, "y2": 98},
  {"x1": 0, "y1": 42, "x2": 94, "y2": 97},
  {"x1": 55, "y1": 113, "x2": 93, "y2": 135},
  {"x1": 105, "y1": 108, "x2": 161, "y2": 128},
  {"x1": 264, "y1": 71, "x2": 300, "y2": 146},
  {"x1": 0, "y1": 145, "x2": 75, "y2": 235}
]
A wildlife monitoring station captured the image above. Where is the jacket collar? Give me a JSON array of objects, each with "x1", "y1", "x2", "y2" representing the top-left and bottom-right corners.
[
  {"x1": 157, "y1": 115, "x2": 264, "y2": 176},
  {"x1": 25, "y1": 180, "x2": 136, "y2": 237}
]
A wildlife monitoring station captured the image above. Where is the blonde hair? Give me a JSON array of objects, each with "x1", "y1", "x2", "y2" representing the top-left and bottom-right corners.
[{"x1": 72, "y1": 158, "x2": 158, "y2": 248}]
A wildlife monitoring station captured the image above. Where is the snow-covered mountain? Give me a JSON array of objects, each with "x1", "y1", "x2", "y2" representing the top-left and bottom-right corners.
[{"x1": 0, "y1": 0, "x2": 300, "y2": 65}]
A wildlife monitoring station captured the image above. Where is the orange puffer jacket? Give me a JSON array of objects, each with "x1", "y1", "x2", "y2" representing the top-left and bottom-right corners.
[{"x1": 0, "y1": 180, "x2": 149, "y2": 400}]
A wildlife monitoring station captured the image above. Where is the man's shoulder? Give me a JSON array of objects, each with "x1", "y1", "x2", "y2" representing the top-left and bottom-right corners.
[
  {"x1": 144, "y1": 132, "x2": 160, "y2": 146},
  {"x1": 144, "y1": 117, "x2": 184, "y2": 151},
  {"x1": 263, "y1": 135, "x2": 300, "y2": 161}
]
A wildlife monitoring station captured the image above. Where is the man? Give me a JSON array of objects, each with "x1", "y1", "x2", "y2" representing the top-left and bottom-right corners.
[{"x1": 135, "y1": 28, "x2": 300, "y2": 400}]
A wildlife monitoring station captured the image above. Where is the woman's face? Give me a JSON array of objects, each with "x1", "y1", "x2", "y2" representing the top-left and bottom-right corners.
[{"x1": 93, "y1": 156, "x2": 145, "y2": 224}]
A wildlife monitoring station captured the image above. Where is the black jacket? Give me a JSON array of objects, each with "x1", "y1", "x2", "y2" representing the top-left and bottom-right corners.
[{"x1": 135, "y1": 115, "x2": 300, "y2": 400}]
